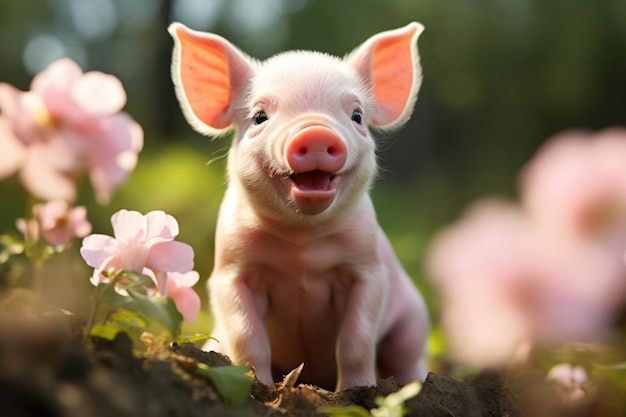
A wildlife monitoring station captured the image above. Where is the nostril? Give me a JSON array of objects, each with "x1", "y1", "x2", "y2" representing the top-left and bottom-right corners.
[{"x1": 286, "y1": 126, "x2": 348, "y2": 173}]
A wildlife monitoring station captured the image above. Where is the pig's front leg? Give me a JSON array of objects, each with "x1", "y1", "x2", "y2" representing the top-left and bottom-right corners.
[
  {"x1": 335, "y1": 268, "x2": 388, "y2": 391},
  {"x1": 208, "y1": 273, "x2": 274, "y2": 387}
]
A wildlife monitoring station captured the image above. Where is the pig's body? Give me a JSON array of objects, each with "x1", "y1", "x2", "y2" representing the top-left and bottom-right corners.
[
  {"x1": 169, "y1": 22, "x2": 429, "y2": 391},
  {"x1": 208, "y1": 189, "x2": 428, "y2": 389}
]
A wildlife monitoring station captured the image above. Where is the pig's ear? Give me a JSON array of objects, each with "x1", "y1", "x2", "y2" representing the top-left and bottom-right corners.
[
  {"x1": 347, "y1": 22, "x2": 424, "y2": 130},
  {"x1": 169, "y1": 23, "x2": 254, "y2": 136}
]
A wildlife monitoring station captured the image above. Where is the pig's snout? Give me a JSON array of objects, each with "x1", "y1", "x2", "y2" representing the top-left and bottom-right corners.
[
  {"x1": 286, "y1": 126, "x2": 347, "y2": 174},
  {"x1": 283, "y1": 126, "x2": 348, "y2": 215}
]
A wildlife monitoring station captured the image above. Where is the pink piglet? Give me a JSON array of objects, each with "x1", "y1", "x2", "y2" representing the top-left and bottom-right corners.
[{"x1": 169, "y1": 21, "x2": 429, "y2": 391}]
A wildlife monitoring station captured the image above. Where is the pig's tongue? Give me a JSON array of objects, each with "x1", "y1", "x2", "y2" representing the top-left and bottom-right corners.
[
  {"x1": 290, "y1": 170, "x2": 332, "y2": 191},
  {"x1": 289, "y1": 170, "x2": 337, "y2": 215}
]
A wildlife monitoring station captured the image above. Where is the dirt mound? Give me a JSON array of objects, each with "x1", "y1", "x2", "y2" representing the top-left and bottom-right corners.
[{"x1": 0, "y1": 318, "x2": 616, "y2": 417}]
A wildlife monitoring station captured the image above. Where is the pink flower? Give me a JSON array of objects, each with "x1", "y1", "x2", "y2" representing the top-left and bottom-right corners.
[
  {"x1": 425, "y1": 199, "x2": 539, "y2": 366},
  {"x1": 426, "y1": 197, "x2": 625, "y2": 367},
  {"x1": 0, "y1": 58, "x2": 143, "y2": 204},
  {"x1": 37, "y1": 200, "x2": 92, "y2": 246},
  {"x1": 520, "y1": 128, "x2": 626, "y2": 242},
  {"x1": 80, "y1": 210, "x2": 194, "y2": 292},
  {"x1": 426, "y1": 128, "x2": 626, "y2": 367},
  {"x1": 547, "y1": 364, "x2": 588, "y2": 402},
  {"x1": 16, "y1": 200, "x2": 92, "y2": 247},
  {"x1": 519, "y1": 128, "x2": 626, "y2": 341},
  {"x1": 166, "y1": 271, "x2": 201, "y2": 324},
  {"x1": 142, "y1": 269, "x2": 201, "y2": 324}
]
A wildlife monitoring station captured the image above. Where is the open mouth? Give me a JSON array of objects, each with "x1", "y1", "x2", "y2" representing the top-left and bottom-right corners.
[
  {"x1": 286, "y1": 169, "x2": 338, "y2": 215},
  {"x1": 289, "y1": 169, "x2": 337, "y2": 191}
]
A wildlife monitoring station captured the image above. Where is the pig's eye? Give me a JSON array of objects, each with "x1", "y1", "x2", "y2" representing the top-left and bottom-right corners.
[
  {"x1": 254, "y1": 111, "x2": 269, "y2": 125},
  {"x1": 351, "y1": 110, "x2": 363, "y2": 125}
]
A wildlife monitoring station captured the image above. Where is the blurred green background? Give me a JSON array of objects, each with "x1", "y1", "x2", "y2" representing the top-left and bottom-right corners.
[{"x1": 1, "y1": 0, "x2": 625, "y2": 329}]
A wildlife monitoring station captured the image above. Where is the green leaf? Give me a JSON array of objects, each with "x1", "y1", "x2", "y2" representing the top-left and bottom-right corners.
[
  {"x1": 0, "y1": 234, "x2": 24, "y2": 264},
  {"x1": 594, "y1": 362, "x2": 626, "y2": 371},
  {"x1": 127, "y1": 294, "x2": 183, "y2": 338},
  {"x1": 317, "y1": 405, "x2": 371, "y2": 417},
  {"x1": 118, "y1": 270, "x2": 157, "y2": 287},
  {"x1": 90, "y1": 323, "x2": 125, "y2": 340},
  {"x1": 175, "y1": 334, "x2": 212, "y2": 345},
  {"x1": 116, "y1": 270, "x2": 156, "y2": 294},
  {"x1": 109, "y1": 309, "x2": 149, "y2": 329},
  {"x1": 196, "y1": 364, "x2": 253, "y2": 406},
  {"x1": 371, "y1": 382, "x2": 421, "y2": 417},
  {"x1": 95, "y1": 283, "x2": 128, "y2": 310},
  {"x1": 93, "y1": 279, "x2": 183, "y2": 339}
]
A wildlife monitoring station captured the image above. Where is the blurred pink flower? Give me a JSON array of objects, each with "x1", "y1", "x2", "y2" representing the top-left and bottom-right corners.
[
  {"x1": 0, "y1": 58, "x2": 143, "y2": 204},
  {"x1": 426, "y1": 198, "x2": 539, "y2": 366},
  {"x1": 427, "y1": 129, "x2": 626, "y2": 367},
  {"x1": 426, "y1": 195, "x2": 626, "y2": 367},
  {"x1": 547, "y1": 364, "x2": 588, "y2": 402},
  {"x1": 521, "y1": 128, "x2": 626, "y2": 243},
  {"x1": 519, "y1": 128, "x2": 626, "y2": 341},
  {"x1": 37, "y1": 200, "x2": 92, "y2": 246},
  {"x1": 80, "y1": 210, "x2": 194, "y2": 292},
  {"x1": 532, "y1": 237, "x2": 624, "y2": 344},
  {"x1": 15, "y1": 218, "x2": 39, "y2": 244},
  {"x1": 16, "y1": 200, "x2": 92, "y2": 247}
]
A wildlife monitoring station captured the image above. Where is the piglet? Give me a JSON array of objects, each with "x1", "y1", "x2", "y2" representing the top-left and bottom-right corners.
[{"x1": 169, "y1": 22, "x2": 429, "y2": 391}]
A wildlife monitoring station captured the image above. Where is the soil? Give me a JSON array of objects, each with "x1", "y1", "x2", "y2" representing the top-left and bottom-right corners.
[{"x1": 0, "y1": 317, "x2": 622, "y2": 417}]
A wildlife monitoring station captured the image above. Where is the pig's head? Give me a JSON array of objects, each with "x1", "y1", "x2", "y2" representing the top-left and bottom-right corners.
[{"x1": 169, "y1": 23, "x2": 423, "y2": 222}]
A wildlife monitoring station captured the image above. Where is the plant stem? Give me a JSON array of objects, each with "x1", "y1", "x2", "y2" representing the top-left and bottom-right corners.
[
  {"x1": 83, "y1": 294, "x2": 101, "y2": 345},
  {"x1": 31, "y1": 255, "x2": 44, "y2": 295},
  {"x1": 22, "y1": 197, "x2": 45, "y2": 295},
  {"x1": 83, "y1": 279, "x2": 115, "y2": 344}
]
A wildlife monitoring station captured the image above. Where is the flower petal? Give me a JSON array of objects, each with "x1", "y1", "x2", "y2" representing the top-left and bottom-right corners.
[
  {"x1": 72, "y1": 71, "x2": 127, "y2": 115},
  {"x1": 90, "y1": 255, "x2": 124, "y2": 289},
  {"x1": 37, "y1": 202, "x2": 92, "y2": 247},
  {"x1": 145, "y1": 210, "x2": 179, "y2": 240},
  {"x1": 90, "y1": 269, "x2": 104, "y2": 287},
  {"x1": 119, "y1": 242, "x2": 150, "y2": 272},
  {"x1": 155, "y1": 270, "x2": 168, "y2": 296},
  {"x1": 168, "y1": 275, "x2": 201, "y2": 324},
  {"x1": 0, "y1": 83, "x2": 22, "y2": 117},
  {"x1": 69, "y1": 206, "x2": 93, "y2": 238},
  {"x1": 0, "y1": 117, "x2": 25, "y2": 180},
  {"x1": 147, "y1": 240, "x2": 194, "y2": 273},
  {"x1": 80, "y1": 234, "x2": 116, "y2": 268},
  {"x1": 170, "y1": 270, "x2": 200, "y2": 287},
  {"x1": 88, "y1": 114, "x2": 143, "y2": 205},
  {"x1": 20, "y1": 144, "x2": 77, "y2": 202},
  {"x1": 31, "y1": 58, "x2": 82, "y2": 95},
  {"x1": 35, "y1": 200, "x2": 69, "y2": 229},
  {"x1": 111, "y1": 209, "x2": 145, "y2": 241}
]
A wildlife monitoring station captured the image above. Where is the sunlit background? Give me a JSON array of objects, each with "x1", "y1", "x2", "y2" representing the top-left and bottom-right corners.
[{"x1": 1, "y1": 0, "x2": 626, "y2": 369}]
